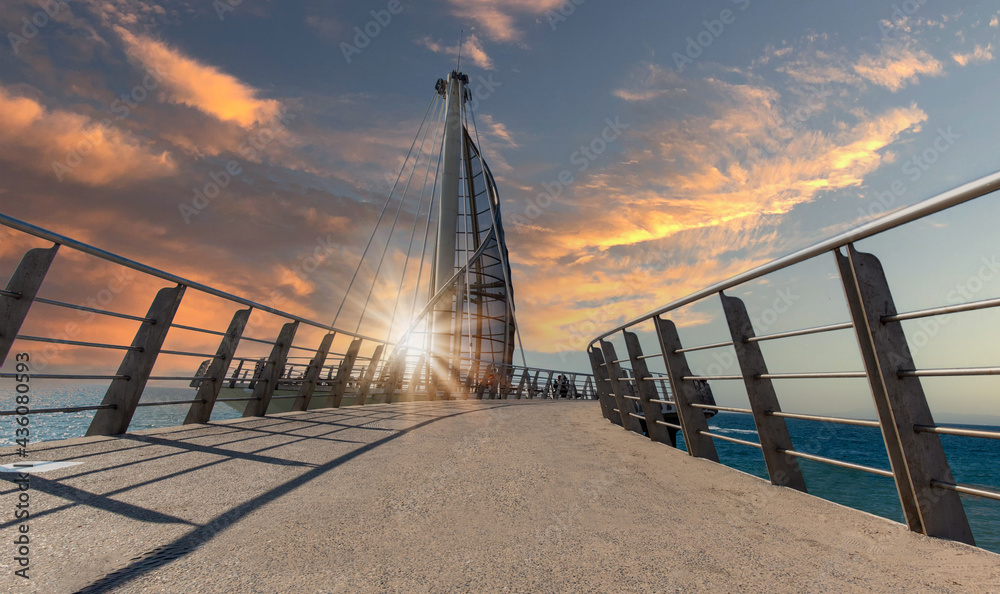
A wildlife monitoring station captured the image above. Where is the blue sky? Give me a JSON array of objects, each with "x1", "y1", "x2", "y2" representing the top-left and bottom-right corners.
[{"x1": 2, "y1": 0, "x2": 1000, "y2": 420}]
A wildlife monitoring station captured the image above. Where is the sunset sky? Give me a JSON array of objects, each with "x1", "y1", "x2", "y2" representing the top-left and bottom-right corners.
[{"x1": 2, "y1": 0, "x2": 1000, "y2": 422}]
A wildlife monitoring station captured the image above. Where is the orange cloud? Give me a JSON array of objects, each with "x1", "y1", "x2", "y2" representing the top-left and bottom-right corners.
[
  {"x1": 115, "y1": 27, "x2": 282, "y2": 128},
  {"x1": 0, "y1": 85, "x2": 175, "y2": 186},
  {"x1": 502, "y1": 68, "x2": 928, "y2": 351},
  {"x1": 853, "y1": 44, "x2": 943, "y2": 91}
]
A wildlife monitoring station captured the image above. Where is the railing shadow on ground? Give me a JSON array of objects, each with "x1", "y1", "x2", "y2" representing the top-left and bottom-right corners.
[{"x1": 0, "y1": 402, "x2": 523, "y2": 592}]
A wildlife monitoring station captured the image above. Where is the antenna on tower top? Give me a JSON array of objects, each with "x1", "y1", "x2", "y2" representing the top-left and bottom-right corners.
[{"x1": 456, "y1": 29, "x2": 465, "y2": 71}]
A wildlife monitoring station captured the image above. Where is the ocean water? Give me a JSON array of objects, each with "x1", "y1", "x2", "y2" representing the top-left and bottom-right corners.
[
  {"x1": 3, "y1": 387, "x2": 998, "y2": 555},
  {"x1": 0, "y1": 384, "x2": 242, "y2": 446},
  {"x1": 678, "y1": 412, "x2": 1000, "y2": 554}
]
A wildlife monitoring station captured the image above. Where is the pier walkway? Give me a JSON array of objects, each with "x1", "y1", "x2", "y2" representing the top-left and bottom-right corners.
[{"x1": 3, "y1": 400, "x2": 999, "y2": 593}]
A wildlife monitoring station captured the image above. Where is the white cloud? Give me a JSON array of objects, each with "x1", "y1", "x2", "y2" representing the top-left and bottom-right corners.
[
  {"x1": 440, "y1": 0, "x2": 564, "y2": 43},
  {"x1": 952, "y1": 43, "x2": 995, "y2": 66},
  {"x1": 418, "y1": 34, "x2": 493, "y2": 70}
]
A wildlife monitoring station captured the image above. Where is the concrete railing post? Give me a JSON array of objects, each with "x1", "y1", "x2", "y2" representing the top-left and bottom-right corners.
[
  {"x1": 330, "y1": 338, "x2": 362, "y2": 408},
  {"x1": 837, "y1": 245, "x2": 974, "y2": 544},
  {"x1": 184, "y1": 308, "x2": 252, "y2": 424},
  {"x1": 530, "y1": 370, "x2": 540, "y2": 399},
  {"x1": 599, "y1": 340, "x2": 644, "y2": 434},
  {"x1": 0, "y1": 245, "x2": 58, "y2": 367},
  {"x1": 514, "y1": 370, "x2": 528, "y2": 399},
  {"x1": 243, "y1": 321, "x2": 299, "y2": 417},
  {"x1": 291, "y1": 333, "x2": 335, "y2": 412},
  {"x1": 355, "y1": 344, "x2": 385, "y2": 406},
  {"x1": 404, "y1": 354, "x2": 426, "y2": 402},
  {"x1": 381, "y1": 349, "x2": 406, "y2": 403},
  {"x1": 426, "y1": 361, "x2": 441, "y2": 401},
  {"x1": 652, "y1": 317, "x2": 719, "y2": 461},
  {"x1": 87, "y1": 285, "x2": 186, "y2": 436},
  {"x1": 588, "y1": 347, "x2": 619, "y2": 424},
  {"x1": 624, "y1": 331, "x2": 674, "y2": 446},
  {"x1": 720, "y1": 293, "x2": 807, "y2": 492}
]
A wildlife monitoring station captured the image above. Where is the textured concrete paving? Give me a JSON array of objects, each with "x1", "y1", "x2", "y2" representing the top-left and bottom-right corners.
[{"x1": 1, "y1": 400, "x2": 998, "y2": 593}]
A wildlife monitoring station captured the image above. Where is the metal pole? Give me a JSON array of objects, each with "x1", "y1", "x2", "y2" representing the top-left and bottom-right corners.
[
  {"x1": 0, "y1": 245, "x2": 58, "y2": 367},
  {"x1": 184, "y1": 308, "x2": 251, "y2": 424},
  {"x1": 432, "y1": 71, "x2": 466, "y2": 377},
  {"x1": 291, "y1": 333, "x2": 335, "y2": 412},
  {"x1": 624, "y1": 331, "x2": 674, "y2": 446},
  {"x1": 653, "y1": 317, "x2": 719, "y2": 461},
  {"x1": 243, "y1": 321, "x2": 298, "y2": 417},
  {"x1": 355, "y1": 344, "x2": 384, "y2": 407},
  {"x1": 330, "y1": 338, "x2": 362, "y2": 408},
  {"x1": 719, "y1": 293, "x2": 806, "y2": 492},
  {"x1": 88, "y1": 285, "x2": 186, "y2": 435},
  {"x1": 599, "y1": 340, "x2": 644, "y2": 434},
  {"x1": 839, "y1": 245, "x2": 973, "y2": 544}
]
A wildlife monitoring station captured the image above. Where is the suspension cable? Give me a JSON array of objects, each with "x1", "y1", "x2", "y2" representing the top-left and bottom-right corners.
[
  {"x1": 329, "y1": 93, "x2": 438, "y2": 328},
  {"x1": 410, "y1": 107, "x2": 446, "y2": 324},
  {"x1": 386, "y1": 95, "x2": 447, "y2": 341},
  {"x1": 356, "y1": 94, "x2": 444, "y2": 333}
]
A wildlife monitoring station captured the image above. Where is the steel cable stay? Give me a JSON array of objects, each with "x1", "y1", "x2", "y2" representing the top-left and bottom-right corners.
[
  {"x1": 329, "y1": 92, "x2": 440, "y2": 329},
  {"x1": 355, "y1": 94, "x2": 445, "y2": 334},
  {"x1": 386, "y1": 93, "x2": 447, "y2": 342},
  {"x1": 409, "y1": 103, "x2": 447, "y2": 338}
]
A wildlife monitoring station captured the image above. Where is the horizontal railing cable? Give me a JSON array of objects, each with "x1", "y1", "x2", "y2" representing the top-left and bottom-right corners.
[
  {"x1": 698, "y1": 430, "x2": 762, "y2": 449},
  {"x1": 33, "y1": 296, "x2": 151, "y2": 323},
  {"x1": 931, "y1": 480, "x2": 1000, "y2": 502},
  {"x1": 745, "y1": 322, "x2": 854, "y2": 343}
]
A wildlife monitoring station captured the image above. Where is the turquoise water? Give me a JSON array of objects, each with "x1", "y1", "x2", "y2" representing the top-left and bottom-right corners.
[{"x1": 679, "y1": 412, "x2": 1000, "y2": 554}]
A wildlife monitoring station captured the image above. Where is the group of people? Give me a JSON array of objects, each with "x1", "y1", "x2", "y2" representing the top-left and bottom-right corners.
[{"x1": 552, "y1": 374, "x2": 578, "y2": 399}]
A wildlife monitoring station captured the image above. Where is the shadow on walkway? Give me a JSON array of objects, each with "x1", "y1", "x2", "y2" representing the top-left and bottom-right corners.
[{"x1": 75, "y1": 403, "x2": 515, "y2": 593}]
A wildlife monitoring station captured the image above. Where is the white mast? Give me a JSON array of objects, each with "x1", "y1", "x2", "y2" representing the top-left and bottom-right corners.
[{"x1": 432, "y1": 71, "x2": 467, "y2": 362}]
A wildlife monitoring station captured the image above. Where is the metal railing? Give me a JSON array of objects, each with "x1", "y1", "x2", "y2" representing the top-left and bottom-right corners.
[
  {"x1": 587, "y1": 170, "x2": 1000, "y2": 548},
  {"x1": 0, "y1": 212, "x2": 594, "y2": 438}
]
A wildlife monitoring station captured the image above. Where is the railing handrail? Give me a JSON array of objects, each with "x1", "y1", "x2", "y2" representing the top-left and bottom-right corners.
[
  {"x1": 0, "y1": 212, "x2": 390, "y2": 345},
  {"x1": 592, "y1": 169, "x2": 1000, "y2": 342}
]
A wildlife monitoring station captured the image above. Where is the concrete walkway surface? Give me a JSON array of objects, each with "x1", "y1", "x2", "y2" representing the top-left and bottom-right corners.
[{"x1": 1, "y1": 400, "x2": 998, "y2": 592}]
